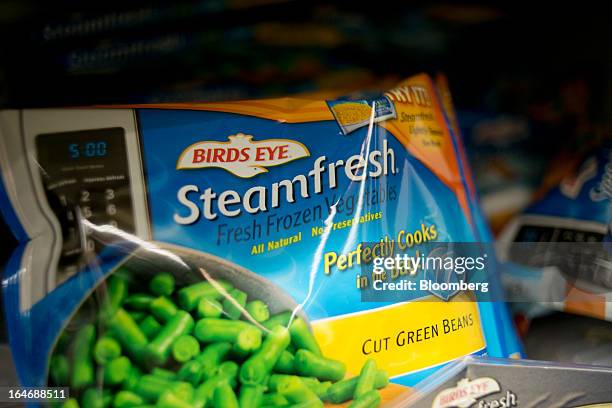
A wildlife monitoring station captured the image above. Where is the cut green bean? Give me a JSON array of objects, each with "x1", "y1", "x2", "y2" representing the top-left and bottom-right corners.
[
  {"x1": 123, "y1": 294, "x2": 155, "y2": 311},
  {"x1": 138, "y1": 316, "x2": 162, "y2": 340},
  {"x1": 260, "y1": 392, "x2": 288, "y2": 406},
  {"x1": 270, "y1": 375, "x2": 329, "y2": 401},
  {"x1": 112, "y1": 390, "x2": 143, "y2": 408},
  {"x1": 194, "y1": 318, "x2": 260, "y2": 343},
  {"x1": 354, "y1": 359, "x2": 377, "y2": 399},
  {"x1": 234, "y1": 327, "x2": 263, "y2": 355},
  {"x1": 276, "y1": 375, "x2": 320, "y2": 404},
  {"x1": 245, "y1": 300, "x2": 270, "y2": 323},
  {"x1": 191, "y1": 382, "x2": 208, "y2": 408},
  {"x1": 262, "y1": 312, "x2": 291, "y2": 330},
  {"x1": 106, "y1": 274, "x2": 128, "y2": 305},
  {"x1": 134, "y1": 378, "x2": 193, "y2": 403},
  {"x1": 294, "y1": 349, "x2": 345, "y2": 382},
  {"x1": 81, "y1": 389, "x2": 112, "y2": 408},
  {"x1": 268, "y1": 375, "x2": 319, "y2": 393},
  {"x1": 177, "y1": 280, "x2": 232, "y2": 311},
  {"x1": 273, "y1": 351, "x2": 295, "y2": 374},
  {"x1": 50, "y1": 354, "x2": 70, "y2": 385},
  {"x1": 193, "y1": 342, "x2": 232, "y2": 380},
  {"x1": 263, "y1": 313, "x2": 321, "y2": 356},
  {"x1": 71, "y1": 324, "x2": 95, "y2": 390},
  {"x1": 197, "y1": 298, "x2": 223, "y2": 319},
  {"x1": 192, "y1": 382, "x2": 213, "y2": 407},
  {"x1": 146, "y1": 311, "x2": 194, "y2": 365},
  {"x1": 107, "y1": 308, "x2": 148, "y2": 361},
  {"x1": 289, "y1": 400, "x2": 324, "y2": 408},
  {"x1": 311, "y1": 381, "x2": 332, "y2": 399},
  {"x1": 177, "y1": 360, "x2": 203, "y2": 385},
  {"x1": 240, "y1": 326, "x2": 290, "y2": 385},
  {"x1": 127, "y1": 311, "x2": 146, "y2": 323},
  {"x1": 81, "y1": 388, "x2": 105, "y2": 408},
  {"x1": 104, "y1": 356, "x2": 131, "y2": 385},
  {"x1": 157, "y1": 391, "x2": 192, "y2": 408},
  {"x1": 150, "y1": 296, "x2": 178, "y2": 322},
  {"x1": 101, "y1": 275, "x2": 128, "y2": 321},
  {"x1": 239, "y1": 384, "x2": 265, "y2": 408},
  {"x1": 325, "y1": 370, "x2": 388, "y2": 403},
  {"x1": 133, "y1": 375, "x2": 172, "y2": 401},
  {"x1": 231, "y1": 343, "x2": 249, "y2": 360},
  {"x1": 191, "y1": 387, "x2": 207, "y2": 408},
  {"x1": 217, "y1": 360, "x2": 239, "y2": 385},
  {"x1": 222, "y1": 289, "x2": 248, "y2": 320},
  {"x1": 287, "y1": 318, "x2": 321, "y2": 356},
  {"x1": 213, "y1": 383, "x2": 239, "y2": 408},
  {"x1": 171, "y1": 334, "x2": 200, "y2": 363},
  {"x1": 194, "y1": 375, "x2": 231, "y2": 404},
  {"x1": 122, "y1": 365, "x2": 141, "y2": 391},
  {"x1": 152, "y1": 367, "x2": 177, "y2": 381},
  {"x1": 94, "y1": 337, "x2": 122, "y2": 365},
  {"x1": 149, "y1": 273, "x2": 175, "y2": 296},
  {"x1": 170, "y1": 382, "x2": 194, "y2": 402},
  {"x1": 348, "y1": 389, "x2": 380, "y2": 408},
  {"x1": 62, "y1": 398, "x2": 80, "y2": 408}
]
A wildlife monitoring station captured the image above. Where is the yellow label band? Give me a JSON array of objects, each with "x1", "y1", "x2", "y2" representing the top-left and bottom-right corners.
[{"x1": 312, "y1": 294, "x2": 486, "y2": 378}]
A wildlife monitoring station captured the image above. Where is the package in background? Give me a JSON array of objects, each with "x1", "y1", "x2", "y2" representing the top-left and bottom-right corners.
[
  {"x1": 499, "y1": 141, "x2": 612, "y2": 321},
  {"x1": 524, "y1": 312, "x2": 612, "y2": 367},
  {"x1": 404, "y1": 356, "x2": 612, "y2": 407},
  {"x1": 0, "y1": 73, "x2": 521, "y2": 407}
]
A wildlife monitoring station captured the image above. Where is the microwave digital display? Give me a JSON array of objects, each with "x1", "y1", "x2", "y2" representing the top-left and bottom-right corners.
[{"x1": 36, "y1": 127, "x2": 135, "y2": 276}]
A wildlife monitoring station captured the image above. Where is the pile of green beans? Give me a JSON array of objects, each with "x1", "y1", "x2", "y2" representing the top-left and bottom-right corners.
[{"x1": 49, "y1": 267, "x2": 389, "y2": 407}]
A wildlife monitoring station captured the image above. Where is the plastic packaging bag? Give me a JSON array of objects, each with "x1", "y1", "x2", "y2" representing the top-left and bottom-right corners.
[
  {"x1": 500, "y1": 141, "x2": 612, "y2": 321},
  {"x1": 404, "y1": 356, "x2": 612, "y2": 407},
  {"x1": 0, "y1": 73, "x2": 521, "y2": 406}
]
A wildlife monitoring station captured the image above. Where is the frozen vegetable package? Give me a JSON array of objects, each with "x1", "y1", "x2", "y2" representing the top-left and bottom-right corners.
[
  {"x1": 0, "y1": 73, "x2": 521, "y2": 407},
  {"x1": 405, "y1": 356, "x2": 612, "y2": 407},
  {"x1": 499, "y1": 141, "x2": 612, "y2": 321}
]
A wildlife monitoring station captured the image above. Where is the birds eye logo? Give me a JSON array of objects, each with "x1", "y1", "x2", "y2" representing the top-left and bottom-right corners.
[
  {"x1": 177, "y1": 133, "x2": 310, "y2": 178},
  {"x1": 433, "y1": 377, "x2": 501, "y2": 408}
]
